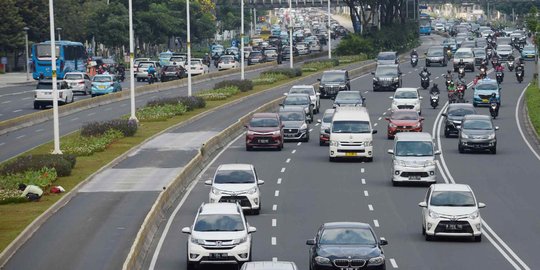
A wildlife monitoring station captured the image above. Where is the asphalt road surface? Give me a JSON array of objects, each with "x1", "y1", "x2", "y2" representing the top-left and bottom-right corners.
[{"x1": 141, "y1": 39, "x2": 540, "y2": 270}]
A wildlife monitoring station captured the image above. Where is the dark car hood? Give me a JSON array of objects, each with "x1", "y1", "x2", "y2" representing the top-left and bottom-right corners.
[
  {"x1": 317, "y1": 245, "x2": 381, "y2": 259},
  {"x1": 249, "y1": 127, "x2": 279, "y2": 133},
  {"x1": 462, "y1": 129, "x2": 494, "y2": 136},
  {"x1": 283, "y1": 121, "x2": 305, "y2": 128},
  {"x1": 447, "y1": 115, "x2": 465, "y2": 122}
]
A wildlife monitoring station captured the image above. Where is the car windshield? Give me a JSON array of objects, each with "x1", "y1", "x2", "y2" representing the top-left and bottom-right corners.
[
  {"x1": 475, "y1": 83, "x2": 498, "y2": 91},
  {"x1": 214, "y1": 169, "x2": 255, "y2": 184},
  {"x1": 284, "y1": 96, "x2": 309, "y2": 105},
  {"x1": 524, "y1": 46, "x2": 535, "y2": 51},
  {"x1": 194, "y1": 214, "x2": 245, "y2": 232},
  {"x1": 428, "y1": 50, "x2": 444, "y2": 56},
  {"x1": 321, "y1": 73, "x2": 345, "y2": 83},
  {"x1": 36, "y1": 83, "x2": 54, "y2": 89},
  {"x1": 64, "y1": 74, "x2": 83, "y2": 80},
  {"x1": 319, "y1": 228, "x2": 376, "y2": 245},
  {"x1": 191, "y1": 60, "x2": 201, "y2": 65},
  {"x1": 250, "y1": 117, "x2": 279, "y2": 127},
  {"x1": 395, "y1": 91, "x2": 417, "y2": 99},
  {"x1": 448, "y1": 107, "x2": 475, "y2": 116},
  {"x1": 375, "y1": 67, "x2": 398, "y2": 77},
  {"x1": 430, "y1": 191, "x2": 476, "y2": 207},
  {"x1": 391, "y1": 111, "x2": 419, "y2": 120},
  {"x1": 332, "y1": 121, "x2": 371, "y2": 133},
  {"x1": 93, "y1": 76, "x2": 112, "y2": 82},
  {"x1": 498, "y1": 45, "x2": 512, "y2": 51},
  {"x1": 463, "y1": 119, "x2": 493, "y2": 130},
  {"x1": 290, "y1": 87, "x2": 314, "y2": 95},
  {"x1": 378, "y1": 54, "x2": 395, "y2": 60},
  {"x1": 36, "y1": 44, "x2": 60, "y2": 58},
  {"x1": 322, "y1": 112, "x2": 334, "y2": 123},
  {"x1": 454, "y1": 51, "x2": 473, "y2": 58},
  {"x1": 138, "y1": 63, "x2": 153, "y2": 68},
  {"x1": 264, "y1": 50, "x2": 277, "y2": 56},
  {"x1": 170, "y1": 57, "x2": 184, "y2": 62},
  {"x1": 280, "y1": 111, "x2": 305, "y2": 121},
  {"x1": 163, "y1": 66, "x2": 176, "y2": 71},
  {"x1": 395, "y1": 141, "x2": 433, "y2": 156},
  {"x1": 473, "y1": 50, "x2": 486, "y2": 56}
]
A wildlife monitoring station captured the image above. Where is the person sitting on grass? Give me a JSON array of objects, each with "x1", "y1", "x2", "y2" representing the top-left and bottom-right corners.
[{"x1": 18, "y1": 184, "x2": 43, "y2": 202}]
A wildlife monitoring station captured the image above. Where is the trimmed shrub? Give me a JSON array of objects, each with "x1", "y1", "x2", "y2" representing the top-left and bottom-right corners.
[
  {"x1": 0, "y1": 154, "x2": 75, "y2": 177},
  {"x1": 0, "y1": 190, "x2": 27, "y2": 205},
  {"x1": 136, "y1": 103, "x2": 188, "y2": 122},
  {"x1": 147, "y1": 96, "x2": 206, "y2": 111},
  {"x1": 252, "y1": 73, "x2": 288, "y2": 85},
  {"x1": 214, "y1": 80, "x2": 253, "y2": 92},
  {"x1": 261, "y1": 68, "x2": 302, "y2": 78},
  {"x1": 81, "y1": 119, "x2": 138, "y2": 137},
  {"x1": 62, "y1": 129, "x2": 124, "y2": 156},
  {"x1": 196, "y1": 86, "x2": 240, "y2": 101},
  {"x1": 301, "y1": 59, "x2": 339, "y2": 71}
]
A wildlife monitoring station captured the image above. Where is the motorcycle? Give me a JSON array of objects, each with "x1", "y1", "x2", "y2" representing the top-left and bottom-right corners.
[
  {"x1": 420, "y1": 74, "x2": 430, "y2": 89},
  {"x1": 411, "y1": 55, "x2": 418, "y2": 67},
  {"x1": 490, "y1": 102, "x2": 499, "y2": 119},
  {"x1": 448, "y1": 90, "x2": 457, "y2": 103},
  {"x1": 507, "y1": 60, "x2": 514, "y2": 71},
  {"x1": 456, "y1": 83, "x2": 466, "y2": 102},
  {"x1": 491, "y1": 58, "x2": 499, "y2": 68},
  {"x1": 479, "y1": 66, "x2": 487, "y2": 77},
  {"x1": 486, "y1": 48, "x2": 493, "y2": 58},
  {"x1": 496, "y1": 71, "x2": 504, "y2": 84},
  {"x1": 458, "y1": 66, "x2": 465, "y2": 79},
  {"x1": 445, "y1": 77, "x2": 452, "y2": 88},
  {"x1": 147, "y1": 73, "x2": 157, "y2": 84},
  {"x1": 516, "y1": 68, "x2": 524, "y2": 83},
  {"x1": 430, "y1": 93, "x2": 439, "y2": 109}
]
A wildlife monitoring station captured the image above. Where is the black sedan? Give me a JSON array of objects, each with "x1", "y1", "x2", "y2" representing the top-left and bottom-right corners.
[
  {"x1": 307, "y1": 222, "x2": 388, "y2": 270},
  {"x1": 160, "y1": 65, "x2": 186, "y2": 82}
]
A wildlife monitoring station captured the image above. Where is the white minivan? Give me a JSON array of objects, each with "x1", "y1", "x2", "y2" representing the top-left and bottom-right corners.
[
  {"x1": 387, "y1": 132, "x2": 440, "y2": 186},
  {"x1": 328, "y1": 107, "x2": 377, "y2": 162}
]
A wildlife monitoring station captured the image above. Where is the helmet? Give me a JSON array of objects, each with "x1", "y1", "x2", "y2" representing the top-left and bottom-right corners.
[
  {"x1": 412, "y1": 49, "x2": 417, "y2": 53},
  {"x1": 459, "y1": 59, "x2": 464, "y2": 63},
  {"x1": 447, "y1": 70, "x2": 452, "y2": 73},
  {"x1": 423, "y1": 67, "x2": 428, "y2": 72},
  {"x1": 432, "y1": 83, "x2": 438, "y2": 88},
  {"x1": 491, "y1": 93, "x2": 496, "y2": 98},
  {"x1": 450, "y1": 81, "x2": 455, "y2": 86}
]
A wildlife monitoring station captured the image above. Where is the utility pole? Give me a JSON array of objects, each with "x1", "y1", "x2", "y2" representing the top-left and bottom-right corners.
[
  {"x1": 241, "y1": 0, "x2": 245, "y2": 80},
  {"x1": 327, "y1": 0, "x2": 331, "y2": 59},
  {"x1": 49, "y1": 0, "x2": 62, "y2": 154},
  {"x1": 128, "y1": 0, "x2": 138, "y2": 122},
  {"x1": 289, "y1": 0, "x2": 293, "y2": 68},
  {"x1": 23, "y1": 27, "x2": 30, "y2": 81},
  {"x1": 187, "y1": 0, "x2": 192, "y2": 96}
]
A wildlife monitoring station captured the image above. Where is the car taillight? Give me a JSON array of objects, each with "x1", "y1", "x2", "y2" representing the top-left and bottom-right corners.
[{"x1": 79, "y1": 81, "x2": 85, "y2": 84}]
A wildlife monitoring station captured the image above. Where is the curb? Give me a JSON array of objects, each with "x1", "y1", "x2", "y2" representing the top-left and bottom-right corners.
[{"x1": 523, "y1": 85, "x2": 540, "y2": 148}]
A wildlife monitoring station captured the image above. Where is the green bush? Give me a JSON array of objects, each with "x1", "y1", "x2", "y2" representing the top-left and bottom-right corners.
[
  {"x1": 252, "y1": 73, "x2": 288, "y2": 85},
  {"x1": 196, "y1": 86, "x2": 240, "y2": 101},
  {"x1": 214, "y1": 80, "x2": 254, "y2": 92},
  {"x1": 0, "y1": 167, "x2": 58, "y2": 190},
  {"x1": 301, "y1": 59, "x2": 339, "y2": 71},
  {"x1": 136, "y1": 103, "x2": 188, "y2": 122},
  {"x1": 0, "y1": 154, "x2": 75, "y2": 177},
  {"x1": 61, "y1": 129, "x2": 124, "y2": 156},
  {"x1": 261, "y1": 68, "x2": 302, "y2": 78},
  {"x1": 81, "y1": 119, "x2": 138, "y2": 137},
  {"x1": 146, "y1": 96, "x2": 206, "y2": 111},
  {"x1": 338, "y1": 54, "x2": 368, "y2": 64},
  {"x1": 0, "y1": 190, "x2": 27, "y2": 205}
]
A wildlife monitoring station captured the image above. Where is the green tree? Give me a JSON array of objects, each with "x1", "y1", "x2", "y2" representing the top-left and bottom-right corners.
[
  {"x1": 87, "y1": 1, "x2": 129, "y2": 48},
  {"x1": 525, "y1": 6, "x2": 538, "y2": 34},
  {"x1": 0, "y1": 0, "x2": 25, "y2": 52},
  {"x1": 15, "y1": 0, "x2": 49, "y2": 41}
]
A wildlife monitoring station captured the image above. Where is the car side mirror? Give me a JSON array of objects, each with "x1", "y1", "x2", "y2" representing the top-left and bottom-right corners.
[
  {"x1": 317, "y1": 78, "x2": 321, "y2": 81},
  {"x1": 418, "y1": 201, "x2": 427, "y2": 207},
  {"x1": 331, "y1": 96, "x2": 336, "y2": 100},
  {"x1": 283, "y1": 93, "x2": 288, "y2": 96},
  {"x1": 279, "y1": 103, "x2": 284, "y2": 107},
  {"x1": 182, "y1": 227, "x2": 191, "y2": 234},
  {"x1": 371, "y1": 71, "x2": 375, "y2": 75},
  {"x1": 306, "y1": 239, "x2": 316, "y2": 245},
  {"x1": 387, "y1": 149, "x2": 394, "y2": 154},
  {"x1": 204, "y1": 180, "x2": 212, "y2": 185},
  {"x1": 478, "y1": 202, "x2": 486, "y2": 208},
  {"x1": 379, "y1": 238, "x2": 388, "y2": 246},
  {"x1": 420, "y1": 117, "x2": 425, "y2": 121},
  {"x1": 324, "y1": 128, "x2": 330, "y2": 134},
  {"x1": 248, "y1": 226, "x2": 257, "y2": 233},
  {"x1": 389, "y1": 96, "x2": 393, "y2": 99},
  {"x1": 419, "y1": 96, "x2": 424, "y2": 100},
  {"x1": 434, "y1": 150, "x2": 441, "y2": 155},
  {"x1": 399, "y1": 72, "x2": 403, "y2": 75},
  {"x1": 317, "y1": 119, "x2": 322, "y2": 124},
  {"x1": 441, "y1": 113, "x2": 447, "y2": 117},
  {"x1": 372, "y1": 130, "x2": 377, "y2": 134},
  {"x1": 495, "y1": 126, "x2": 499, "y2": 130},
  {"x1": 257, "y1": 180, "x2": 265, "y2": 185}
]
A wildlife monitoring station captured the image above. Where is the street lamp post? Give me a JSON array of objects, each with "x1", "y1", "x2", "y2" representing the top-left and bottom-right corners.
[
  {"x1": 241, "y1": 0, "x2": 245, "y2": 80},
  {"x1": 49, "y1": 0, "x2": 62, "y2": 154},
  {"x1": 289, "y1": 0, "x2": 293, "y2": 68},
  {"x1": 128, "y1": 0, "x2": 138, "y2": 122},
  {"x1": 187, "y1": 0, "x2": 192, "y2": 96},
  {"x1": 56, "y1": 27, "x2": 62, "y2": 41},
  {"x1": 327, "y1": 0, "x2": 331, "y2": 59},
  {"x1": 23, "y1": 27, "x2": 30, "y2": 81}
]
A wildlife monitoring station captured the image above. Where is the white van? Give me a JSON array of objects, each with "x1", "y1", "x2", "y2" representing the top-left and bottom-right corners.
[
  {"x1": 387, "y1": 132, "x2": 440, "y2": 186},
  {"x1": 328, "y1": 107, "x2": 377, "y2": 162}
]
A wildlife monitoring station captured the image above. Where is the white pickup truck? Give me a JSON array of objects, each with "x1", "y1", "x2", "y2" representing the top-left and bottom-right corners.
[{"x1": 34, "y1": 80, "x2": 74, "y2": 109}]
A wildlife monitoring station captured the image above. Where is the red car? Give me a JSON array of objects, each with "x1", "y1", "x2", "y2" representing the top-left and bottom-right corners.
[
  {"x1": 385, "y1": 109, "x2": 424, "y2": 139},
  {"x1": 245, "y1": 113, "x2": 284, "y2": 151}
]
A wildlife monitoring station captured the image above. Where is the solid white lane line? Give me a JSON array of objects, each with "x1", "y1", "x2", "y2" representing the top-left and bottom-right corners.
[
  {"x1": 361, "y1": 178, "x2": 366, "y2": 184},
  {"x1": 16, "y1": 135, "x2": 26, "y2": 139},
  {"x1": 364, "y1": 190, "x2": 369, "y2": 197},
  {"x1": 280, "y1": 167, "x2": 286, "y2": 173},
  {"x1": 88, "y1": 112, "x2": 96, "y2": 116},
  {"x1": 35, "y1": 129, "x2": 44, "y2": 132},
  {"x1": 291, "y1": 150, "x2": 296, "y2": 154},
  {"x1": 271, "y1": 237, "x2": 277, "y2": 245},
  {"x1": 368, "y1": 204, "x2": 374, "y2": 211},
  {"x1": 516, "y1": 83, "x2": 540, "y2": 162},
  {"x1": 309, "y1": 128, "x2": 313, "y2": 132},
  {"x1": 378, "y1": 117, "x2": 382, "y2": 121},
  {"x1": 148, "y1": 133, "x2": 245, "y2": 270},
  {"x1": 22, "y1": 97, "x2": 31, "y2": 100},
  {"x1": 373, "y1": 220, "x2": 380, "y2": 227},
  {"x1": 70, "y1": 117, "x2": 79, "y2": 121},
  {"x1": 390, "y1": 258, "x2": 399, "y2": 268},
  {"x1": 272, "y1": 219, "x2": 277, "y2": 227},
  {"x1": 0, "y1": 142, "x2": 5, "y2": 146},
  {"x1": 277, "y1": 178, "x2": 282, "y2": 184},
  {"x1": 361, "y1": 168, "x2": 365, "y2": 173},
  {"x1": 482, "y1": 221, "x2": 531, "y2": 270},
  {"x1": 273, "y1": 204, "x2": 277, "y2": 211},
  {"x1": 13, "y1": 109, "x2": 22, "y2": 113},
  {"x1": 286, "y1": 158, "x2": 291, "y2": 163},
  {"x1": 1, "y1": 100, "x2": 11, "y2": 104},
  {"x1": 275, "y1": 190, "x2": 280, "y2": 197},
  {"x1": 105, "y1": 107, "x2": 112, "y2": 111},
  {"x1": 297, "y1": 142, "x2": 302, "y2": 146},
  {"x1": 481, "y1": 231, "x2": 522, "y2": 270}
]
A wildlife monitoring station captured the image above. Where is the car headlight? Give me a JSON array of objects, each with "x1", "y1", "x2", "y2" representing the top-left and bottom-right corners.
[
  {"x1": 247, "y1": 130, "x2": 255, "y2": 136},
  {"x1": 394, "y1": 159, "x2": 407, "y2": 166},
  {"x1": 468, "y1": 210, "x2": 480, "y2": 219},
  {"x1": 314, "y1": 256, "x2": 331, "y2": 265},
  {"x1": 393, "y1": 77, "x2": 399, "y2": 82},
  {"x1": 300, "y1": 123, "x2": 308, "y2": 130},
  {"x1": 414, "y1": 122, "x2": 422, "y2": 128},
  {"x1": 340, "y1": 85, "x2": 347, "y2": 89},
  {"x1": 232, "y1": 236, "x2": 248, "y2": 244},
  {"x1": 424, "y1": 160, "x2": 435, "y2": 167},
  {"x1": 389, "y1": 123, "x2": 397, "y2": 128},
  {"x1": 368, "y1": 256, "x2": 385, "y2": 266},
  {"x1": 487, "y1": 133, "x2": 495, "y2": 140},
  {"x1": 429, "y1": 209, "x2": 440, "y2": 219},
  {"x1": 272, "y1": 130, "x2": 281, "y2": 136},
  {"x1": 246, "y1": 187, "x2": 258, "y2": 194},
  {"x1": 364, "y1": 140, "x2": 373, "y2": 147},
  {"x1": 373, "y1": 77, "x2": 379, "y2": 81},
  {"x1": 461, "y1": 133, "x2": 470, "y2": 139},
  {"x1": 211, "y1": 187, "x2": 222, "y2": 195},
  {"x1": 330, "y1": 140, "x2": 339, "y2": 147},
  {"x1": 190, "y1": 237, "x2": 205, "y2": 245}
]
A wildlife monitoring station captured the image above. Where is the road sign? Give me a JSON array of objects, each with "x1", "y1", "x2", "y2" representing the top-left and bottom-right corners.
[{"x1": 0, "y1": 57, "x2": 7, "y2": 65}]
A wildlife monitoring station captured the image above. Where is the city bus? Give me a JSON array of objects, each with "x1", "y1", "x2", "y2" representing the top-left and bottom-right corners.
[
  {"x1": 419, "y1": 14, "x2": 432, "y2": 35},
  {"x1": 31, "y1": 41, "x2": 86, "y2": 80}
]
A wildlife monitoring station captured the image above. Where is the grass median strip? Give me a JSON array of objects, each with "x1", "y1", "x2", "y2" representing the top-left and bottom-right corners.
[
  {"x1": 0, "y1": 56, "x2": 365, "y2": 253},
  {"x1": 526, "y1": 81, "x2": 540, "y2": 135}
]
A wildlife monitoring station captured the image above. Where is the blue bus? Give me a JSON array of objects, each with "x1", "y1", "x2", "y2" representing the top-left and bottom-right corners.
[
  {"x1": 31, "y1": 41, "x2": 86, "y2": 80},
  {"x1": 419, "y1": 14, "x2": 432, "y2": 35}
]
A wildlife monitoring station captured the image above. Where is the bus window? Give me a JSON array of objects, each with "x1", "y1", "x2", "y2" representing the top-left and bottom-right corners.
[{"x1": 36, "y1": 44, "x2": 60, "y2": 59}]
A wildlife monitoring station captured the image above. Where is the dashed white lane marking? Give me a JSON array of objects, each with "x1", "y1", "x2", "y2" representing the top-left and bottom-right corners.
[
  {"x1": 435, "y1": 76, "x2": 439, "y2": 79},
  {"x1": 70, "y1": 117, "x2": 79, "y2": 121},
  {"x1": 374, "y1": 123, "x2": 378, "y2": 126},
  {"x1": 272, "y1": 219, "x2": 277, "y2": 227},
  {"x1": 280, "y1": 167, "x2": 286, "y2": 173},
  {"x1": 271, "y1": 237, "x2": 277, "y2": 245},
  {"x1": 22, "y1": 97, "x2": 31, "y2": 100},
  {"x1": 309, "y1": 128, "x2": 313, "y2": 132},
  {"x1": 275, "y1": 190, "x2": 280, "y2": 197},
  {"x1": 297, "y1": 142, "x2": 302, "y2": 146},
  {"x1": 315, "y1": 123, "x2": 320, "y2": 126},
  {"x1": 104, "y1": 107, "x2": 112, "y2": 111},
  {"x1": 120, "y1": 103, "x2": 127, "y2": 107},
  {"x1": 373, "y1": 219, "x2": 380, "y2": 227},
  {"x1": 364, "y1": 190, "x2": 369, "y2": 197},
  {"x1": 272, "y1": 257, "x2": 278, "y2": 262},
  {"x1": 291, "y1": 150, "x2": 296, "y2": 154},
  {"x1": 16, "y1": 135, "x2": 26, "y2": 139},
  {"x1": 13, "y1": 109, "x2": 22, "y2": 113},
  {"x1": 1, "y1": 100, "x2": 12, "y2": 104},
  {"x1": 402, "y1": 74, "x2": 406, "y2": 77},
  {"x1": 0, "y1": 142, "x2": 5, "y2": 146},
  {"x1": 382, "y1": 112, "x2": 386, "y2": 115},
  {"x1": 35, "y1": 129, "x2": 44, "y2": 132},
  {"x1": 361, "y1": 178, "x2": 366, "y2": 184},
  {"x1": 286, "y1": 158, "x2": 291, "y2": 163},
  {"x1": 387, "y1": 108, "x2": 391, "y2": 111},
  {"x1": 368, "y1": 204, "x2": 374, "y2": 211},
  {"x1": 364, "y1": 90, "x2": 368, "y2": 94},
  {"x1": 272, "y1": 204, "x2": 277, "y2": 211},
  {"x1": 408, "y1": 71, "x2": 412, "y2": 73},
  {"x1": 414, "y1": 68, "x2": 418, "y2": 71},
  {"x1": 361, "y1": 168, "x2": 365, "y2": 173},
  {"x1": 378, "y1": 117, "x2": 382, "y2": 121},
  {"x1": 277, "y1": 178, "x2": 282, "y2": 184},
  {"x1": 88, "y1": 112, "x2": 96, "y2": 116},
  {"x1": 390, "y1": 258, "x2": 399, "y2": 268}
]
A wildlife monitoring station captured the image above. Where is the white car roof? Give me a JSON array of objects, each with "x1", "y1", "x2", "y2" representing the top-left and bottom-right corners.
[
  {"x1": 394, "y1": 132, "x2": 432, "y2": 141},
  {"x1": 200, "y1": 203, "x2": 240, "y2": 215},
  {"x1": 217, "y1": 164, "x2": 253, "y2": 171},
  {"x1": 291, "y1": 85, "x2": 315, "y2": 89},
  {"x1": 431, "y1": 183, "x2": 471, "y2": 192},
  {"x1": 395, "y1": 88, "x2": 418, "y2": 93}
]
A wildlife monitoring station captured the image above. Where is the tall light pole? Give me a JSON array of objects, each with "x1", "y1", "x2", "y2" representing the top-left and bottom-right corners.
[
  {"x1": 327, "y1": 0, "x2": 331, "y2": 59},
  {"x1": 49, "y1": 0, "x2": 62, "y2": 154},
  {"x1": 289, "y1": 0, "x2": 293, "y2": 68},
  {"x1": 23, "y1": 27, "x2": 30, "y2": 81},
  {"x1": 128, "y1": 0, "x2": 138, "y2": 122},
  {"x1": 241, "y1": 0, "x2": 245, "y2": 80},
  {"x1": 187, "y1": 0, "x2": 192, "y2": 96},
  {"x1": 56, "y1": 27, "x2": 62, "y2": 41}
]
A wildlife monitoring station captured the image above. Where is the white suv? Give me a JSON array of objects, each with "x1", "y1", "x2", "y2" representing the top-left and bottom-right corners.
[
  {"x1": 182, "y1": 203, "x2": 257, "y2": 269},
  {"x1": 390, "y1": 88, "x2": 422, "y2": 115},
  {"x1": 205, "y1": 164, "x2": 264, "y2": 215},
  {"x1": 418, "y1": 184, "x2": 486, "y2": 242}
]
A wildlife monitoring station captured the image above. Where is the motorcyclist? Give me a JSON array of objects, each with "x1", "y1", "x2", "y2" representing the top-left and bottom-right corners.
[
  {"x1": 473, "y1": 73, "x2": 482, "y2": 85},
  {"x1": 489, "y1": 92, "x2": 499, "y2": 115},
  {"x1": 495, "y1": 62, "x2": 504, "y2": 72},
  {"x1": 491, "y1": 54, "x2": 499, "y2": 66},
  {"x1": 147, "y1": 65, "x2": 156, "y2": 81},
  {"x1": 447, "y1": 80, "x2": 456, "y2": 92},
  {"x1": 516, "y1": 58, "x2": 525, "y2": 73},
  {"x1": 411, "y1": 49, "x2": 418, "y2": 58},
  {"x1": 204, "y1": 53, "x2": 211, "y2": 67},
  {"x1": 429, "y1": 83, "x2": 440, "y2": 95},
  {"x1": 444, "y1": 70, "x2": 453, "y2": 84},
  {"x1": 419, "y1": 67, "x2": 431, "y2": 77}
]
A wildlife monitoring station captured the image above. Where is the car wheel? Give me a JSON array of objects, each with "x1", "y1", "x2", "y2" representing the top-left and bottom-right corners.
[
  {"x1": 491, "y1": 147, "x2": 497, "y2": 154},
  {"x1": 304, "y1": 134, "x2": 310, "y2": 142},
  {"x1": 91, "y1": 94, "x2": 96, "y2": 97},
  {"x1": 33, "y1": 103, "x2": 40, "y2": 110},
  {"x1": 329, "y1": 156, "x2": 336, "y2": 162},
  {"x1": 425, "y1": 234, "x2": 434, "y2": 241},
  {"x1": 422, "y1": 225, "x2": 426, "y2": 235},
  {"x1": 392, "y1": 180, "x2": 400, "y2": 187},
  {"x1": 71, "y1": 95, "x2": 74, "y2": 103},
  {"x1": 474, "y1": 235, "x2": 482, "y2": 242},
  {"x1": 246, "y1": 145, "x2": 252, "y2": 151},
  {"x1": 444, "y1": 128, "x2": 450, "y2": 138},
  {"x1": 186, "y1": 261, "x2": 196, "y2": 270},
  {"x1": 365, "y1": 157, "x2": 373, "y2": 162},
  {"x1": 458, "y1": 144, "x2": 465, "y2": 153},
  {"x1": 319, "y1": 140, "x2": 325, "y2": 146},
  {"x1": 252, "y1": 207, "x2": 260, "y2": 215}
]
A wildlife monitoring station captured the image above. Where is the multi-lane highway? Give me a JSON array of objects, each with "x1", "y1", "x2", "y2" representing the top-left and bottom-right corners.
[{"x1": 140, "y1": 38, "x2": 540, "y2": 270}]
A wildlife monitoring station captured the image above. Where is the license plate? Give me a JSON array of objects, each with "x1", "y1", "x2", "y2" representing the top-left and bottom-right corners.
[
  {"x1": 409, "y1": 176, "x2": 421, "y2": 180},
  {"x1": 446, "y1": 224, "x2": 463, "y2": 230},
  {"x1": 345, "y1": 152, "x2": 357, "y2": 157},
  {"x1": 527, "y1": 55, "x2": 533, "y2": 58},
  {"x1": 210, "y1": 253, "x2": 227, "y2": 259},
  {"x1": 482, "y1": 99, "x2": 488, "y2": 103},
  {"x1": 285, "y1": 134, "x2": 294, "y2": 137},
  {"x1": 258, "y1": 139, "x2": 269, "y2": 143},
  {"x1": 226, "y1": 199, "x2": 240, "y2": 203},
  {"x1": 99, "y1": 85, "x2": 106, "y2": 89}
]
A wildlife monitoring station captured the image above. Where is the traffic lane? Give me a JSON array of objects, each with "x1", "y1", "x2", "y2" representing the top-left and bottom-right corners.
[
  {"x1": 436, "y1": 61, "x2": 540, "y2": 268},
  {"x1": 3, "y1": 192, "x2": 159, "y2": 270}
]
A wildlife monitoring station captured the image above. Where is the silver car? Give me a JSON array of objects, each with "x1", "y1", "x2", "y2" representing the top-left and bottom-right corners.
[
  {"x1": 241, "y1": 261, "x2": 298, "y2": 270},
  {"x1": 458, "y1": 114, "x2": 498, "y2": 154},
  {"x1": 63, "y1": 72, "x2": 91, "y2": 95}
]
